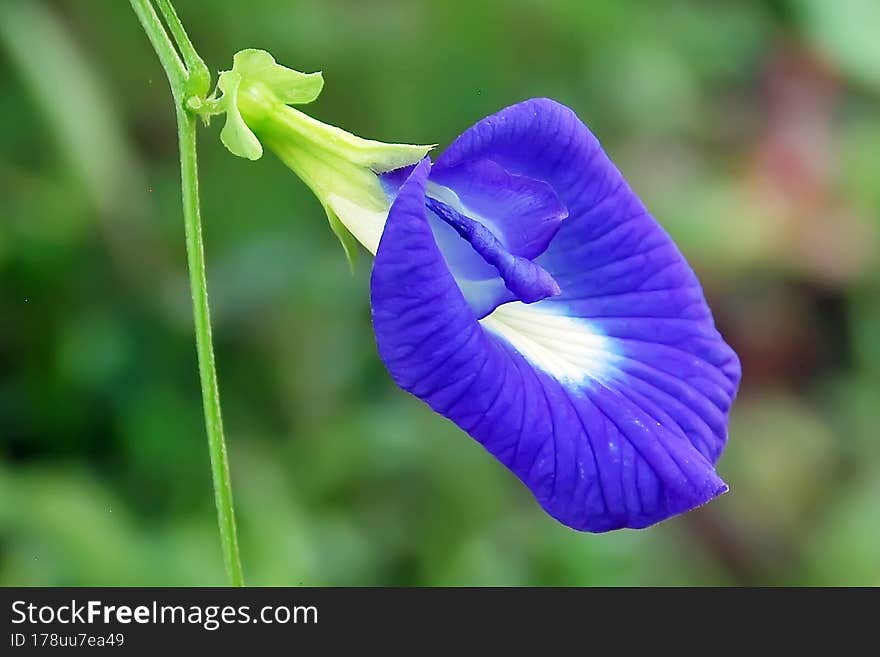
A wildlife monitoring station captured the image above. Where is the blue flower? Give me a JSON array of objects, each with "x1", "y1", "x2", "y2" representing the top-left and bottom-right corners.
[
  {"x1": 371, "y1": 99, "x2": 741, "y2": 531},
  {"x1": 215, "y1": 53, "x2": 741, "y2": 531}
]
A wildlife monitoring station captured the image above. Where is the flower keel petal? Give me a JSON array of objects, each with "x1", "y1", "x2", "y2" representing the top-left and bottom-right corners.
[
  {"x1": 428, "y1": 158, "x2": 568, "y2": 259},
  {"x1": 426, "y1": 196, "x2": 560, "y2": 312}
]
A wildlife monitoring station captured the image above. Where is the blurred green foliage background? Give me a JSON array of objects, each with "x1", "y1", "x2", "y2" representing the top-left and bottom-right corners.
[{"x1": 1, "y1": 0, "x2": 878, "y2": 586}]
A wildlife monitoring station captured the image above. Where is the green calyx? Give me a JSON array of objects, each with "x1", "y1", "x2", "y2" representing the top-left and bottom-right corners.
[{"x1": 210, "y1": 49, "x2": 433, "y2": 264}]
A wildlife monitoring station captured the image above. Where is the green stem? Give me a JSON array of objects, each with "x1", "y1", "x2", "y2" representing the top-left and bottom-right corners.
[
  {"x1": 154, "y1": 0, "x2": 210, "y2": 97},
  {"x1": 129, "y1": 0, "x2": 185, "y2": 95},
  {"x1": 129, "y1": 0, "x2": 244, "y2": 586},
  {"x1": 176, "y1": 108, "x2": 244, "y2": 588}
]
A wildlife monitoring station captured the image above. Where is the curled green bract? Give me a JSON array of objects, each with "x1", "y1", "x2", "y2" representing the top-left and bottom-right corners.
[
  {"x1": 217, "y1": 49, "x2": 323, "y2": 159},
  {"x1": 214, "y1": 49, "x2": 432, "y2": 263}
]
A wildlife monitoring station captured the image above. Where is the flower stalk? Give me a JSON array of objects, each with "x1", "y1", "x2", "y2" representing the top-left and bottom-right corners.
[{"x1": 129, "y1": 0, "x2": 244, "y2": 586}]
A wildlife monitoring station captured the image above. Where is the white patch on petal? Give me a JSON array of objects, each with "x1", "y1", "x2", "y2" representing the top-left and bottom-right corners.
[
  {"x1": 326, "y1": 193, "x2": 386, "y2": 255},
  {"x1": 480, "y1": 301, "x2": 618, "y2": 386}
]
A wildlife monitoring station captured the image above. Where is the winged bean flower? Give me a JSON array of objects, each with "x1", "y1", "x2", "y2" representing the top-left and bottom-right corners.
[{"x1": 217, "y1": 50, "x2": 741, "y2": 531}]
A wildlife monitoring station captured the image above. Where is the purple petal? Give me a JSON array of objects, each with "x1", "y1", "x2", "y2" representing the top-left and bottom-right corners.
[
  {"x1": 371, "y1": 103, "x2": 740, "y2": 532},
  {"x1": 438, "y1": 99, "x2": 741, "y2": 465}
]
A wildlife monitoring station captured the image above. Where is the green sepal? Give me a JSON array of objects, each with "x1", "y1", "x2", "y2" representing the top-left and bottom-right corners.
[
  {"x1": 323, "y1": 202, "x2": 359, "y2": 271},
  {"x1": 284, "y1": 108, "x2": 435, "y2": 173}
]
